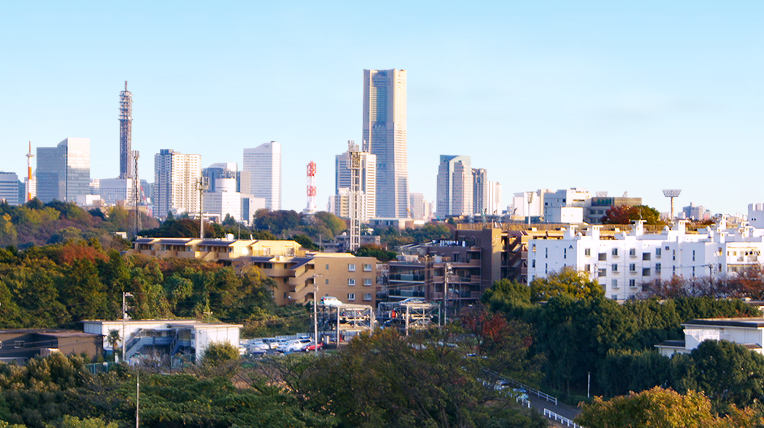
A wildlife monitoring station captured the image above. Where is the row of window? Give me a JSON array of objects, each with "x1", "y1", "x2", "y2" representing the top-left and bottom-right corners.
[
  {"x1": 347, "y1": 293, "x2": 373, "y2": 301},
  {"x1": 0, "y1": 341, "x2": 24, "y2": 349},
  {"x1": 347, "y1": 264, "x2": 373, "y2": 272},
  {"x1": 610, "y1": 279, "x2": 639, "y2": 288},
  {"x1": 594, "y1": 263, "x2": 663, "y2": 276},
  {"x1": 347, "y1": 278, "x2": 374, "y2": 286}
]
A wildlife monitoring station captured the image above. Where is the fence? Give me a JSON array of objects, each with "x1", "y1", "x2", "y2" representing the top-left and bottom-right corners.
[
  {"x1": 483, "y1": 370, "x2": 558, "y2": 405},
  {"x1": 543, "y1": 409, "x2": 583, "y2": 428}
]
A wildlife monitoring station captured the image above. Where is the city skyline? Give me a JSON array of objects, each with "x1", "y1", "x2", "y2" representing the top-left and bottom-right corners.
[{"x1": 1, "y1": 2, "x2": 763, "y2": 215}]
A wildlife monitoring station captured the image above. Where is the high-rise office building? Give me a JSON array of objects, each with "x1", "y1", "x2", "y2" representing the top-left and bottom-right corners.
[
  {"x1": 335, "y1": 145, "x2": 376, "y2": 221},
  {"x1": 487, "y1": 181, "x2": 503, "y2": 215},
  {"x1": 153, "y1": 149, "x2": 202, "y2": 219},
  {"x1": 436, "y1": 155, "x2": 473, "y2": 217},
  {"x1": 472, "y1": 168, "x2": 488, "y2": 216},
  {"x1": 36, "y1": 138, "x2": 91, "y2": 203},
  {"x1": 243, "y1": 142, "x2": 281, "y2": 211},
  {"x1": 363, "y1": 69, "x2": 408, "y2": 218},
  {"x1": 0, "y1": 172, "x2": 20, "y2": 206},
  {"x1": 409, "y1": 193, "x2": 424, "y2": 219}
]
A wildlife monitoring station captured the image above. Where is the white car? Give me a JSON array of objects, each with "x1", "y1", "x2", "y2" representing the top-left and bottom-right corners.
[
  {"x1": 321, "y1": 296, "x2": 342, "y2": 307},
  {"x1": 399, "y1": 297, "x2": 426, "y2": 305},
  {"x1": 249, "y1": 341, "x2": 270, "y2": 354},
  {"x1": 277, "y1": 339, "x2": 313, "y2": 353}
]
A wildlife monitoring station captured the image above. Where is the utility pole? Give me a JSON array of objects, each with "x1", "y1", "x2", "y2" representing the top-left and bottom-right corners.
[
  {"x1": 444, "y1": 263, "x2": 452, "y2": 325},
  {"x1": 121, "y1": 292, "x2": 134, "y2": 362},
  {"x1": 135, "y1": 370, "x2": 140, "y2": 428}
]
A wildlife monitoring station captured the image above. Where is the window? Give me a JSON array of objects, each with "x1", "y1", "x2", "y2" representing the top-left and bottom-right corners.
[
  {"x1": 598, "y1": 268, "x2": 606, "y2": 277},
  {"x1": 584, "y1": 248, "x2": 591, "y2": 256},
  {"x1": 348, "y1": 278, "x2": 356, "y2": 286},
  {"x1": 564, "y1": 248, "x2": 567, "y2": 259},
  {"x1": 611, "y1": 279, "x2": 618, "y2": 288},
  {"x1": 264, "y1": 263, "x2": 273, "y2": 269},
  {"x1": 629, "y1": 248, "x2": 637, "y2": 257},
  {"x1": 363, "y1": 264, "x2": 372, "y2": 271},
  {"x1": 673, "y1": 266, "x2": 676, "y2": 275},
  {"x1": 629, "y1": 279, "x2": 637, "y2": 287},
  {"x1": 348, "y1": 264, "x2": 356, "y2": 272},
  {"x1": 642, "y1": 268, "x2": 651, "y2": 276},
  {"x1": 584, "y1": 264, "x2": 591, "y2": 272},
  {"x1": 348, "y1": 293, "x2": 356, "y2": 301},
  {"x1": 612, "y1": 248, "x2": 619, "y2": 257},
  {"x1": 611, "y1": 264, "x2": 618, "y2": 273},
  {"x1": 672, "y1": 250, "x2": 676, "y2": 261},
  {"x1": 532, "y1": 259, "x2": 536, "y2": 268},
  {"x1": 283, "y1": 292, "x2": 288, "y2": 298},
  {"x1": 532, "y1": 244, "x2": 536, "y2": 252},
  {"x1": 692, "y1": 250, "x2": 696, "y2": 262},
  {"x1": 629, "y1": 263, "x2": 636, "y2": 272},
  {"x1": 598, "y1": 253, "x2": 607, "y2": 261},
  {"x1": 655, "y1": 263, "x2": 662, "y2": 274},
  {"x1": 14, "y1": 341, "x2": 24, "y2": 349},
  {"x1": 545, "y1": 248, "x2": 548, "y2": 259},
  {"x1": 643, "y1": 252, "x2": 651, "y2": 261},
  {"x1": 326, "y1": 264, "x2": 330, "y2": 270},
  {"x1": 363, "y1": 293, "x2": 372, "y2": 301},
  {"x1": 364, "y1": 278, "x2": 372, "y2": 286},
  {"x1": 656, "y1": 248, "x2": 662, "y2": 258},
  {"x1": 325, "y1": 279, "x2": 329, "y2": 285},
  {"x1": 692, "y1": 267, "x2": 696, "y2": 277}
]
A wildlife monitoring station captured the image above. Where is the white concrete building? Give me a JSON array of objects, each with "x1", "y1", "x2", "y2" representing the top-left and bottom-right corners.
[
  {"x1": 528, "y1": 220, "x2": 764, "y2": 300},
  {"x1": 656, "y1": 318, "x2": 764, "y2": 357},
  {"x1": 487, "y1": 181, "x2": 502, "y2": 215},
  {"x1": 83, "y1": 319, "x2": 241, "y2": 364},
  {"x1": 153, "y1": 149, "x2": 202, "y2": 219},
  {"x1": 437, "y1": 155, "x2": 473, "y2": 217},
  {"x1": 243, "y1": 142, "x2": 281, "y2": 211},
  {"x1": 0, "y1": 172, "x2": 20, "y2": 206},
  {"x1": 542, "y1": 188, "x2": 590, "y2": 223}
]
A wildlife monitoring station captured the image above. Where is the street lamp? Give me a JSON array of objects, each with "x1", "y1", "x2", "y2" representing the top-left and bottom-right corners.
[{"x1": 313, "y1": 273, "x2": 324, "y2": 354}]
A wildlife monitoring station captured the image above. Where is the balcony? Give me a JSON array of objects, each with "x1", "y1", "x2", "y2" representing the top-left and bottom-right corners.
[{"x1": 388, "y1": 274, "x2": 426, "y2": 282}]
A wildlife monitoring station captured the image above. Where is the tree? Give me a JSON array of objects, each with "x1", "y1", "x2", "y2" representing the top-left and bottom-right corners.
[
  {"x1": 601, "y1": 205, "x2": 664, "y2": 226},
  {"x1": 354, "y1": 244, "x2": 397, "y2": 262},
  {"x1": 529, "y1": 268, "x2": 604, "y2": 302},
  {"x1": 107, "y1": 330, "x2": 121, "y2": 361},
  {"x1": 291, "y1": 234, "x2": 320, "y2": 251},
  {"x1": 201, "y1": 341, "x2": 240, "y2": 367},
  {"x1": 578, "y1": 387, "x2": 722, "y2": 428}
]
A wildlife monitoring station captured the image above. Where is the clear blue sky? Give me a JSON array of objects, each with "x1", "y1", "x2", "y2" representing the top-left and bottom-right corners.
[{"x1": 1, "y1": 1, "x2": 762, "y2": 215}]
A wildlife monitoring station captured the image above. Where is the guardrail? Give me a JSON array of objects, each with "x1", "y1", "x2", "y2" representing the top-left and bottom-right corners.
[
  {"x1": 483, "y1": 370, "x2": 558, "y2": 405},
  {"x1": 543, "y1": 409, "x2": 582, "y2": 428}
]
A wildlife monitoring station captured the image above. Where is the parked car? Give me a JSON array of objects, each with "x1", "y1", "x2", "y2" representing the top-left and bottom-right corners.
[
  {"x1": 513, "y1": 387, "x2": 529, "y2": 402},
  {"x1": 321, "y1": 296, "x2": 342, "y2": 307},
  {"x1": 277, "y1": 338, "x2": 313, "y2": 353},
  {"x1": 399, "y1": 297, "x2": 426, "y2": 305},
  {"x1": 264, "y1": 338, "x2": 286, "y2": 350},
  {"x1": 304, "y1": 342, "x2": 323, "y2": 352},
  {"x1": 249, "y1": 341, "x2": 270, "y2": 355}
]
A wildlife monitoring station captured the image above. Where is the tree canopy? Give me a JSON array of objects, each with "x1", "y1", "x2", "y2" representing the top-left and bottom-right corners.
[{"x1": 600, "y1": 205, "x2": 664, "y2": 226}]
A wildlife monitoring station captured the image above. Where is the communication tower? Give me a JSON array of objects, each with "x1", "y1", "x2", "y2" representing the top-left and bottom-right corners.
[
  {"x1": 347, "y1": 141, "x2": 362, "y2": 251},
  {"x1": 306, "y1": 161, "x2": 317, "y2": 213},
  {"x1": 119, "y1": 81, "x2": 133, "y2": 179},
  {"x1": 662, "y1": 189, "x2": 681, "y2": 221},
  {"x1": 25, "y1": 141, "x2": 34, "y2": 201}
]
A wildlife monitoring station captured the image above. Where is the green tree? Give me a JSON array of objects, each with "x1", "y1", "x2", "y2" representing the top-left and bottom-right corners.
[
  {"x1": 354, "y1": 244, "x2": 397, "y2": 262},
  {"x1": 530, "y1": 268, "x2": 604, "y2": 302},
  {"x1": 601, "y1": 205, "x2": 664, "y2": 226},
  {"x1": 201, "y1": 342, "x2": 240, "y2": 367}
]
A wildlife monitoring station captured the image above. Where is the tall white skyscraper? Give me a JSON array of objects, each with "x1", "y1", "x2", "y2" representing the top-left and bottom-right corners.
[
  {"x1": 153, "y1": 149, "x2": 202, "y2": 219},
  {"x1": 436, "y1": 155, "x2": 473, "y2": 217},
  {"x1": 36, "y1": 138, "x2": 90, "y2": 203},
  {"x1": 335, "y1": 145, "x2": 376, "y2": 221},
  {"x1": 488, "y1": 181, "x2": 502, "y2": 215},
  {"x1": 363, "y1": 69, "x2": 408, "y2": 218},
  {"x1": 243, "y1": 141, "x2": 281, "y2": 211}
]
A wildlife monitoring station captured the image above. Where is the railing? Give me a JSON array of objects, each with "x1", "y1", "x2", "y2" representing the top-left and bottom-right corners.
[
  {"x1": 388, "y1": 274, "x2": 425, "y2": 281},
  {"x1": 544, "y1": 409, "x2": 583, "y2": 428},
  {"x1": 483, "y1": 371, "x2": 558, "y2": 405}
]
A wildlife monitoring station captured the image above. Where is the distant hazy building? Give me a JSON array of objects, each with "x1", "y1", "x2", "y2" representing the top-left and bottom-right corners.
[
  {"x1": 96, "y1": 178, "x2": 135, "y2": 205},
  {"x1": 203, "y1": 163, "x2": 245, "y2": 223},
  {"x1": 584, "y1": 195, "x2": 643, "y2": 224},
  {"x1": 36, "y1": 138, "x2": 90, "y2": 204},
  {"x1": 0, "y1": 172, "x2": 20, "y2": 205},
  {"x1": 363, "y1": 69, "x2": 408, "y2": 218},
  {"x1": 437, "y1": 155, "x2": 473, "y2": 217},
  {"x1": 409, "y1": 193, "x2": 424, "y2": 219},
  {"x1": 153, "y1": 149, "x2": 202, "y2": 219},
  {"x1": 335, "y1": 147, "x2": 376, "y2": 221},
  {"x1": 487, "y1": 181, "x2": 502, "y2": 215},
  {"x1": 681, "y1": 203, "x2": 710, "y2": 221},
  {"x1": 472, "y1": 168, "x2": 488, "y2": 216},
  {"x1": 243, "y1": 142, "x2": 281, "y2": 211}
]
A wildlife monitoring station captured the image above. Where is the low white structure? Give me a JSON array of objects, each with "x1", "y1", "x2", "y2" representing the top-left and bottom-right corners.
[
  {"x1": 528, "y1": 219, "x2": 764, "y2": 300},
  {"x1": 83, "y1": 319, "x2": 242, "y2": 364},
  {"x1": 656, "y1": 318, "x2": 764, "y2": 357}
]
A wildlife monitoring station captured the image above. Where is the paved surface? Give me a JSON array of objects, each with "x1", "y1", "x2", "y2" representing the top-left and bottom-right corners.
[{"x1": 527, "y1": 393, "x2": 581, "y2": 421}]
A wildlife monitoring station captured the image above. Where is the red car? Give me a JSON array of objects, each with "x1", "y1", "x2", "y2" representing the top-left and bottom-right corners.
[{"x1": 304, "y1": 342, "x2": 324, "y2": 352}]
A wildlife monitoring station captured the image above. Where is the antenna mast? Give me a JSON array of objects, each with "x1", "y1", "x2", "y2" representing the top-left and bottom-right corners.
[
  {"x1": 119, "y1": 81, "x2": 133, "y2": 179},
  {"x1": 347, "y1": 141, "x2": 362, "y2": 252},
  {"x1": 25, "y1": 141, "x2": 34, "y2": 202}
]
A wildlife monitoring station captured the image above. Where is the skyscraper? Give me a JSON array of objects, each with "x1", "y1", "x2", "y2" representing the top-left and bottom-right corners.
[
  {"x1": 153, "y1": 149, "x2": 202, "y2": 219},
  {"x1": 119, "y1": 82, "x2": 133, "y2": 179},
  {"x1": 363, "y1": 69, "x2": 408, "y2": 218},
  {"x1": 36, "y1": 138, "x2": 91, "y2": 203},
  {"x1": 243, "y1": 141, "x2": 281, "y2": 211},
  {"x1": 335, "y1": 143, "x2": 376, "y2": 221},
  {"x1": 472, "y1": 168, "x2": 488, "y2": 216},
  {"x1": 436, "y1": 155, "x2": 473, "y2": 217}
]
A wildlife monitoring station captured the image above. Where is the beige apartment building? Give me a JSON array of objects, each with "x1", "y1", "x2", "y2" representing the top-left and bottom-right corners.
[{"x1": 131, "y1": 237, "x2": 377, "y2": 306}]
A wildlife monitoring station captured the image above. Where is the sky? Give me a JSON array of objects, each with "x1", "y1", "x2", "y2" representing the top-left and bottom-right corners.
[{"x1": 1, "y1": 1, "x2": 762, "y2": 216}]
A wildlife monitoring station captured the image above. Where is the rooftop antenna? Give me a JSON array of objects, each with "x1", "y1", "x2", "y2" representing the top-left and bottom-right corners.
[
  {"x1": 119, "y1": 82, "x2": 133, "y2": 179},
  {"x1": 662, "y1": 189, "x2": 681, "y2": 222}
]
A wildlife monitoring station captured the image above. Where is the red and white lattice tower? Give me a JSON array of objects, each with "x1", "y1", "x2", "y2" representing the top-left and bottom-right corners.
[{"x1": 306, "y1": 161, "x2": 317, "y2": 213}]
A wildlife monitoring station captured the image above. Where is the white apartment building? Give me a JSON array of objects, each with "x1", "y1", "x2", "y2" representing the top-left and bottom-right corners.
[
  {"x1": 528, "y1": 220, "x2": 764, "y2": 300},
  {"x1": 243, "y1": 142, "x2": 281, "y2": 211},
  {"x1": 153, "y1": 149, "x2": 202, "y2": 219},
  {"x1": 335, "y1": 147, "x2": 376, "y2": 220},
  {"x1": 437, "y1": 155, "x2": 473, "y2": 217}
]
